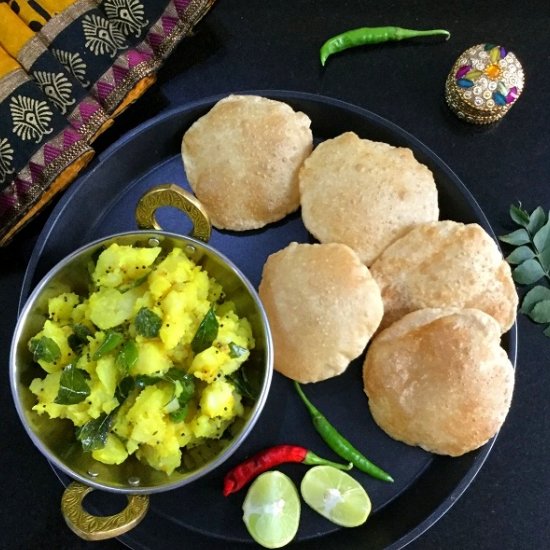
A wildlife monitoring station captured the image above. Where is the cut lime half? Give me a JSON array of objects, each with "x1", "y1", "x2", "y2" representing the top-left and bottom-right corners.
[
  {"x1": 242, "y1": 470, "x2": 300, "y2": 548},
  {"x1": 300, "y1": 465, "x2": 371, "y2": 527}
]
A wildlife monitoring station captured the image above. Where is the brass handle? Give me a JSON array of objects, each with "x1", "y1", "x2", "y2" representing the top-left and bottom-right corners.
[
  {"x1": 61, "y1": 482, "x2": 149, "y2": 541},
  {"x1": 135, "y1": 183, "x2": 211, "y2": 242}
]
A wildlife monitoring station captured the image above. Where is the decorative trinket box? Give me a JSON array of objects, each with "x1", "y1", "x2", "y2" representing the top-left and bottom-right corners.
[{"x1": 445, "y1": 43, "x2": 524, "y2": 124}]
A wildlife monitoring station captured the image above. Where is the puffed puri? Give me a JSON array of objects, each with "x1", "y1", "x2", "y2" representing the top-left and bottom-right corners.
[
  {"x1": 298, "y1": 131, "x2": 439, "y2": 266},
  {"x1": 181, "y1": 94, "x2": 313, "y2": 230},
  {"x1": 369, "y1": 220, "x2": 519, "y2": 333},
  {"x1": 363, "y1": 307, "x2": 515, "y2": 457},
  {"x1": 258, "y1": 242, "x2": 384, "y2": 383}
]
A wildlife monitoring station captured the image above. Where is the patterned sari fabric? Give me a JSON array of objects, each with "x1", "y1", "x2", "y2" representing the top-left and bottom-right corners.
[{"x1": 0, "y1": 0, "x2": 216, "y2": 244}]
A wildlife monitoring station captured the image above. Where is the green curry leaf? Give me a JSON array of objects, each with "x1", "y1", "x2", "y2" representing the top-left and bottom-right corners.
[
  {"x1": 54, "y1": 364, "x2": 91, "y2": 405},
  {"x1": 505, "y1": 245, "x2": 535, "y2": 265},
  {"x1": 229, "y1": 342, "x2": 248, "y2": 358},
  {"x1": 227, "y1": 368, "x2": 257, "y2": 400},
  {"x1": 29, "y1": 336, "x2": 61, "y2": 363},
  {"x1": 191, "y1": 308, "x2": 219, "y2": 354},
  {"x1": 116, "y1": 340, "x2": 139, "y2": 373},
  {"x1": 509, "y1": 203, "x2": 530, "y2": 227},
  {"x1": 92, "y1": 330, "x2": 123, "y2": 360},
  {"x1": 500, "y1": 203, "x2": 550, "y2": 338},
  {"x1": 499, "y1": 228, "x2": 531, "y2": 246},
  {"x1": 527, "y1": 206, "x2": 547, "y2": 234},
  {"x1": 68, "y1": 324, "x2": 93, "y2": 354},
  {"x1": 512, "y1": 259, "x2": 546, "y2": 285},
  {"x1": 135, "y1": 307, "x2": 162, "y2": 338},
  {"x1": 76, "y1": 412, "x2": 114, "y2": 452}
]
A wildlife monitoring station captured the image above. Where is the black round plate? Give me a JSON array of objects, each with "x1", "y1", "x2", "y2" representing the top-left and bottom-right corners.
[{"x1": 21, "y1": 91, "x2": 517, "y2": 549}]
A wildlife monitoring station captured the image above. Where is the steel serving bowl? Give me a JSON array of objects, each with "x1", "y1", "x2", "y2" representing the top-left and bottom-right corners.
[{"x1": 9, "y1": 184, "x2": 273, "y2": 540}]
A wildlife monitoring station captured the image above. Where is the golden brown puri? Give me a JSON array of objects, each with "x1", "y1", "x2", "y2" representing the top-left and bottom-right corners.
[
  {"x1": 258, "y1": 242, "x2": 383, "y2": 383},
  {"x1": 298, "y1": 131, "x2": 439, "y2": 266},
  {"x1": 181, "y1": 94, "x2": 313, "y2": 230},
  {"x1": 370, "y1": 220, "x2": 518, "y2": 333},
  {"x1": 363, "y1": 308, "x2": 515, "y2": 457}
]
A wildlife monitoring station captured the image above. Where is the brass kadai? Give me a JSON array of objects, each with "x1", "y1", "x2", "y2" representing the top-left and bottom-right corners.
[
  {"x1": 10, "y1": 183, "x2": 273, "y2": 541},
  {"x1": 445, "y1": 43, "x2": 525, "y2": 124}
]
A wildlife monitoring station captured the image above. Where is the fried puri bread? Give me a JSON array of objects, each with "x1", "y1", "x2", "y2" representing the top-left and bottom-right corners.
[
  {"x1": 363, "y1": 308, "x2": 515, "y2": 456},
  {"x1": 298, "y1": 132, "x2": 439, "y2": 265},
  {"x1": 370, "y1": 220, "x2": 518, "y2": 332},
  {"x1": 181, "y1": 94, "x2": 313, "y2": 230},
  {"x1": 258, "y1": 242, "x2": 383, "y2": 383}
]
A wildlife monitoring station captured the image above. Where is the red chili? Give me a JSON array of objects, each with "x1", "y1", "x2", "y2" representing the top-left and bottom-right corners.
[{"x1": 223, "y1": 444, "x2": 352, "y2": 496}]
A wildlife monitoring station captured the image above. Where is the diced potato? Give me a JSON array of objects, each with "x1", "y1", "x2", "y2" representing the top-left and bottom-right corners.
[
  {"x1": 190, "y1": 414, "x2": 230, "y2": 440},
  {"x1": 96, "y1": 356, "x2": 117, "y2": 396},
  {"x1": 124, "y1": 385, "x2": 170, "y2": 445},
  {"x1": 148, "y1": 249, "x2": 194, "y2": 300},
  {"x1": 88, "y1": 287, "x2": 140, "y2": 330},
  {"x1": 188, "y1": 347, "x2": 226, "y2": 383},
  {"x1": 200, "y1": 379, "x2": 239, "y2": 419},
  {"x1": 133, "y1": 341, "x2": 172, "y2": 376},
  {"x1": 159, "y1": 289, "x2": 194, "y2": 349},
  {"x1": 92, "y1": 244, "x2": 161, "y2": 288},
  {"x1": 48, "y1": 293, "x2": 80, "y2": 324},
  {"x1": 137, "y1": 435, "x2": 181, "y2": 475},
  {"x1": 92, "y1": 434, "x2": 128, "y2": 465}
]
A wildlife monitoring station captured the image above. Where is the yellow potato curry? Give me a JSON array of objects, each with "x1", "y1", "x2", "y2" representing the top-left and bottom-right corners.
[{"x1": 28, "y1": 243, "x2": 255, "y2": 475}]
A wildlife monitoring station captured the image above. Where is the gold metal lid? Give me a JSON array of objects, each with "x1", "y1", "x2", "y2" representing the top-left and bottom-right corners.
[{"x1": 445, "y1": 43, "x2": 525, "y2": 124}]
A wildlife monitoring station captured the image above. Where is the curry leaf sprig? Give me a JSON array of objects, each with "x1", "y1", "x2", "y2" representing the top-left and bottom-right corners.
[{"x1": 499, "y1": 203, "x2": 550, "y2": 337}]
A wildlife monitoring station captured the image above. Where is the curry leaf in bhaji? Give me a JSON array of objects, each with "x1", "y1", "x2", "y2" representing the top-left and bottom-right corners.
[
  {"x1": 135, "y1": 374, "x2": 162, "y2": 389},
  {"x1": 68, "y1": 324, "x2": 93, "y2": 354},
  {"x1": 55, "y1": 364, "x2": 91, "y2": 405},
  {"x1": 500, "y1": 203, "x2": 550, "y2": 337},
  {"x1": 191, "y1": 307, "x2": 219, "y2": 354},
  {"x1": 116, "y1": 340, "x2": 138, "y2": 373},
  {"x1": 164, "y1": 368, "x2": 196, "y2": 422},
  {"x1": 135, "y1": 307, "x2": 162, "y2": 338},
  {"x1": 169, "y1": 403, "x2": 190, "y2": 423},
  {"x1": 115, "y1": 376, "x2": 135, "y2": 403},
  {"x1": 92, "y1": 329, "x2": 124, "y2": 360},
  {"x1": 165, "y1": 368, "x2": 196, "y2": 401},
  {"x1": 228, "y1": 368, "x2": 257, "y2": 400},
  {"x1": 29, "y1": 336, "x2": 61, "y2": 363},
  {"x1": 229, "y1": 342, "x2": 248, "y2": 358},
  {"x1": 76, "y1": 412, "x2": 114, "y2": 452}
]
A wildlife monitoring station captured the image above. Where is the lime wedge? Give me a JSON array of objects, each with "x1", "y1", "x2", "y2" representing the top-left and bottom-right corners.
[
  {"x1": 300, "y1": 465, "x2": 371, "y2": 527},
  {"x1": 242, "y1": 470, "x2": 300, "y2": 548}
]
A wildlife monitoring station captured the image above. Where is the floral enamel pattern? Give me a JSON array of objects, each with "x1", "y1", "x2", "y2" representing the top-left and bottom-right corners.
[
  {"x1": 10, "y1": 95, "x2": 54, "y2": 143},
  {"x1": 103, "y1": 0, "x2": 149, "y2": 38},
  {"x1": 32, "y1": 71, "x2": 76, "y2": 115},
  {"x1": 454, "y1": 44, "x2": 524, "y2": 111},
  {"x1": 82, "y1": 13, "x2": 127, "y2": 57},
  {"x1": 51, "y1": 49, "x2": 91, "y2": 87},
  {"x1": 0, "y1": 138, "x2": 15, "y2": 185}
]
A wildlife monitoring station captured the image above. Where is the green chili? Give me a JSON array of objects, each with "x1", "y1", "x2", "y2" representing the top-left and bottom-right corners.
[
  {"x1": 294, "y1": 381, "x2": 394, "y2": 483},
  {"x1": 320, "y1": 25, "x2": 451, "y2": 66}
]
